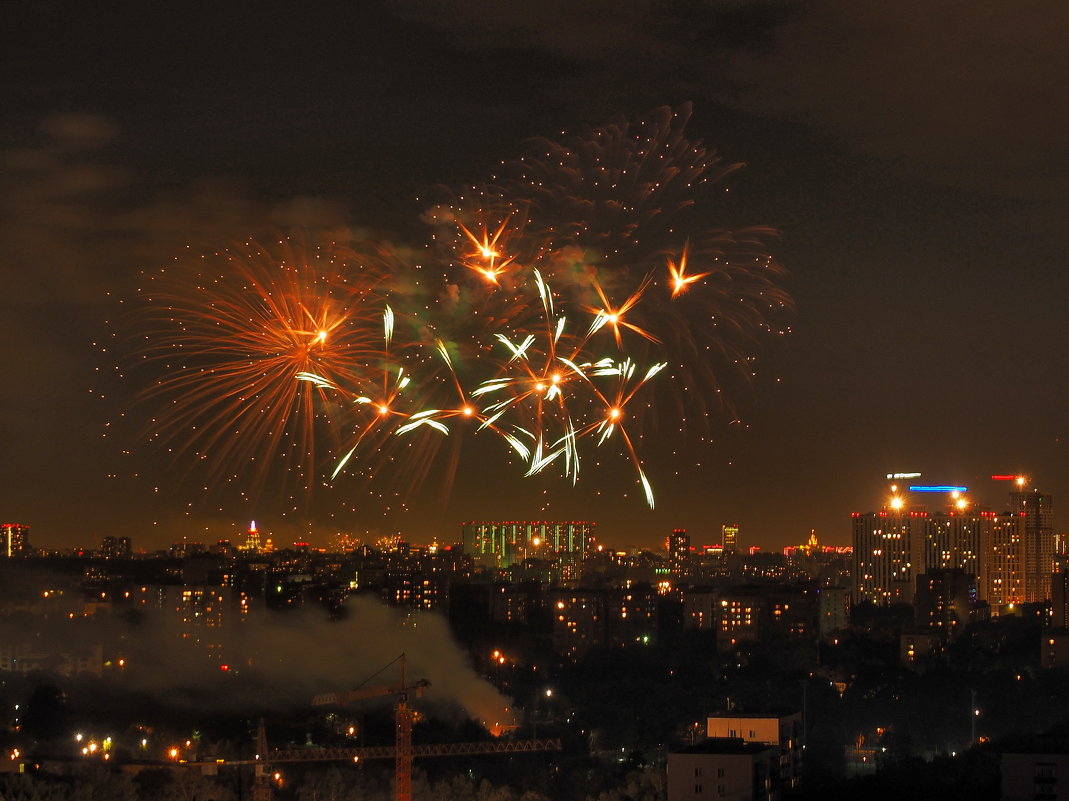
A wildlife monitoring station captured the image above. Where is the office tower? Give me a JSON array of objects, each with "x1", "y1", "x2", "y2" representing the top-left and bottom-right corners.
[{"x1": 722, "y1": 524, "x2": 739, "y2": 555}]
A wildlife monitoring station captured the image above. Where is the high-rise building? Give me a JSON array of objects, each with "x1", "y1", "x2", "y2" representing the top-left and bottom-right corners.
[
  {"x1": 851, "y1": 511, "x2": 918, "y2": 605},
  {"x1": 980, "y1": 511, "x2": 1025, "y2": 607},
  {"x1": 668, "y1": 528, "x2": 691, "y2": 577},
  {"x1": 240, "y1": 520, "x2": 263, "y2": 553},
  {"x1": 101, "y1": 536, "x2": 132, "y2": 559},
  {"x1": 854, "y1": 478, "x2": 1054, "y2": 610},
  {"x1": 461, "y1": 521, "x2": 595, "y2": 573},
  {"x1": 919, "y1": 512, "x2": 984, "y2": 576},
  {"x1": 722, "y1": 524, "x2": 739, "y2": 555},
  {"x1": 1010, "y1": 488, "x2": 1054, "y2": 603},
  {"x1": 853, "y1": 507, "x2": 985, "y2": 606},
  {"x1": 0, "y1": 524, "x2": 30, "y2": 558}
]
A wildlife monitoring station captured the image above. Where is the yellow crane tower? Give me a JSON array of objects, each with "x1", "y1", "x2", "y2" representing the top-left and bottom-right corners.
[
  {"x1": 311, "y1": 653, "x2": 429, "y2": 801},
  {"x1": 231, "y1": 653, "x2": 560, "y2": 801}
]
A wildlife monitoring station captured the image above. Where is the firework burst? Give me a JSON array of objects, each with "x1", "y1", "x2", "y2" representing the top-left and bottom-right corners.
[
  {"x1": 131, "y1": 235, "x2": 397, "y2": 496},
  {"x1": 437, "y1": 102, "x2": 791, "y2": 430},
  {"x1": 129, "y1": 105, "x2": 791, "y2": 510}
]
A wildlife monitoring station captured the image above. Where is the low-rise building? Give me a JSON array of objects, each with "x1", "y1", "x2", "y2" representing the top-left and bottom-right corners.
[
  {"x1": 706, "y1": 712, "x2": 802, "y2": 790},
  {"x1": 1002, "y1": 751, "x2": 1069, "y2": 801},
  {"x1": 668, "y1": 739, "x2": 780, "y2": 801}
]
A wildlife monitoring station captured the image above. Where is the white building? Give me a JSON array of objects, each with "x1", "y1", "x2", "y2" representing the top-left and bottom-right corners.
[
  {"x1": 707, "y1": 712, "x2": 802, "y2": 790},
  {"x1": 668, "y1": 739, "x2": 780, "y2": 801}
]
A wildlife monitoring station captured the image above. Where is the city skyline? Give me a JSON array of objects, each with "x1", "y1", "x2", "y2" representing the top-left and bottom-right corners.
[
  {"x1": 3, "y1": 472, "x2": 1053, "y2": 556},
  {"x1": 3, "y1": 3, "x2": 1067, "y2": 551}
]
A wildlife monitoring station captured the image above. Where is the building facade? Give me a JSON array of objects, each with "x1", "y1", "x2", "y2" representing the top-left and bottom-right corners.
[
  {"x1": 461, "y1": 521, "x2": 595, "y2": 574},
  {"x1": 851, "y1": 512, "x2": 918, "y2": 605},
  {"x1": 668, "y1": 740, "x2": 780, "y2": 801},
  {"x1": 669, "y1": 529, "x2": 691, "y2": 578},
  {"x1": 853, "y1": 486, "x2": 1056, "y2": 610},
  {"x1": 817, "y1": 586, "x2": 851, "y2": 641},
  {"x1": 706, "y1": 712, "x2": 803, "y2": 790},
  {"x1": 1011, "y1": 489, "x2": 1055, "y2": 604},
  {"x1": 722, "y1": 524, "x2": 739, "y2": 556},
  {"x1": 0, "y1": 524, "x2": 31, "y2": 557}
]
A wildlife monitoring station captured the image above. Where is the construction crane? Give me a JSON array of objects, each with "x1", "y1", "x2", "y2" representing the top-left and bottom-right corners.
[
  {"x1": 305, "y1": 653, "x2": 560, "y2": 801},
  {"x1": 220, "y1": 713, "x2": 560, "y2": 801},
  {"x1": 312, "y1": 653, "x2": 429, "y2": 801},
  {"x1": 215, "y1": 654, "x2": 559, "y2": 801}
]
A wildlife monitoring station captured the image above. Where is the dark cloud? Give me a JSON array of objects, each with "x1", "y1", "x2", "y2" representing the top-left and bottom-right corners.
[
  {"x1": 722, "y1": 0, "x2": 1069, "y2": 198},
  {"x1": 38, "y1": 113, "x2": 119, "y2": 150},
  {"x1": 394, "y1": 0, "x2": 654, "y2": 59},
  {"x1": 396, "y1": 0, "x2": 1069, "y2": 199}
]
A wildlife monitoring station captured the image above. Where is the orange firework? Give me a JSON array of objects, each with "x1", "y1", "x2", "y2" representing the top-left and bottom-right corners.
[
  {"x1": 666, "y1": 242, "x2": 711, "y2": 298},
  {"x1": 133, "y1": 235, "x2": 396, "y2": 495},
  {"x1": 586, "y1": 273, "x2": 659, "y2": 349},
  {"x1": 457, "y1": 217, "x2": 519, "y2": 285}
]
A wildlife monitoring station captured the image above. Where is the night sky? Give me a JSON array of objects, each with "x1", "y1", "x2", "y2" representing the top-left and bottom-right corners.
[{"x1": 3, "y1": 2, "x2": 1068, "y2": 553}]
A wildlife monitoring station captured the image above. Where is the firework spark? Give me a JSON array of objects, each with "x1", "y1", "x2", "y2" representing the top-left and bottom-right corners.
[{"x1": 666, "y1": 242, "x2": 711, "y2": 298}]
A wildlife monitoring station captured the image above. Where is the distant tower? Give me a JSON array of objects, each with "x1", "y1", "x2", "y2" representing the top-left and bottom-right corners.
[
  {"x1": 101, "y1": 536, "x2": 132, "y2": 559},
  {"x1": 0, "y1": 524, "x2": 30, "y2": 558},
  {"x1": 668, "y1": 529, "x2": 691, "y2": 577},
  {"x1": 722, "y1": 524, "x2": 739, "y2": 555},
  {"x1": 1009, "y1": 483, "x2": 1054, "y2": 603},
  {"x1": 242, "y1": 521, "x2": 262, "y2": 553}
]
